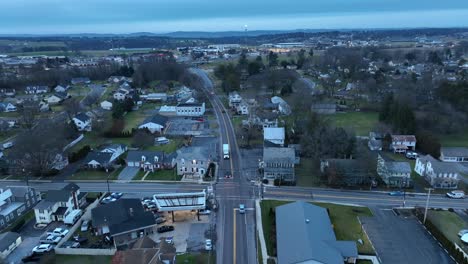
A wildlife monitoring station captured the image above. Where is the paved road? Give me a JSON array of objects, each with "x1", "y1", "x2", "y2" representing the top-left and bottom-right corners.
[{"x1": 190, "y1": 68, "x2": 257, "y2": 264}]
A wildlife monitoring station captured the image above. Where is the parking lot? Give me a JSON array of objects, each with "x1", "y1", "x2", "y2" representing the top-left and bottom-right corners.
[
  {"x1": 360, "y1": 208, "x2": 454, "y2": 264},
  {"x1": 165, "y1": 118, "x2": 212, "y2": 136}
]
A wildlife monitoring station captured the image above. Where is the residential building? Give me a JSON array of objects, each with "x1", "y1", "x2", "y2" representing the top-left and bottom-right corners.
[
  {"x1": 415, "y1": 155, "x2": 460, "y2": 189},
  {"x1": 236, "y1": 101, "x2": 249, "y2": 115},
  {"x1": 45, "y1": 92, "x2": 68, "y2": 104},
  {"x1": 264, "y1": 127, "x2": 285, "y2": 146},
  {"x1": 83, "y1": 152, "x2": 113, "y2": 169},
  {"x1": 72, "y1": 113, "x2": 92, "y2": 132},
  {"x1": 271, "y1": 96, "x2": 291, "y2": 115},
  {"x1": 176, "y1": 102, "x2": 205, "y2": 117},
  {"x1": 228, "y1": 92, "x2": 242, "y2": 108},
  {"x1": 91, "y1": 199, "x2": 157, "y2": 246},
  {"x1": 113, "y1": 88, "x2": 130, "y2": 101},
  {"x1": 99, "y1": 144, "x2": 127, "y2": 162},
  {"x1": 175, "y1": 86, "x2": 193, "y2": 101},
  {"x1": 261, "y1": 147, "x2": 295, "y2": 183},
  {"x1": 440, "y1": 147, "x2": 468, "y2": 163},
  {"x1": 320, "y1": 159, "x2": 375, "y2": 186},
  {"x1": 34, "y1": 183, "x2": 86, "y2": 224},
  {"x1": 377, "y1": 154, "x2": 412, "y2": 187},
  {"x1": 276, "y1": 201, "x2": 357, "y2": 264},
  {"x1": 138, "y1": 115, "x2": 169, "y2": 134},
  {"x1": 0, "y1": 232, "x2": 21, "y2": 259},
  {"x1": 100, "y1": 100, "x2": 113, "y2": 110},
  {"x1": 0, "y1": 187, "x2": 40, "y2": 230},
  {"x1": 176, "y1": 146, "x2": 211, "y2": 179},
  {"x1": 54, "y1": 85, "x2": 70, "y2": 93},
  {"x1": 71, "y1": 77, "x2": 91, "y2": 85},
  {"x1": 368, "y1": 132, "x2": 383, "y2": 151},
  {"x1": 25, "y1": 86, "x2": 48, "y2": 94},
  {"x1": 112, "y1": 237, "x2": 175, "y2": 264},
  {"x1": 0, "y1": 102, "x2": 16, "y2": 112},
  {"x1": 390, "y1": 135, "x2": 416, "y2": 153},
  {"x1": 126, "y1": 151, "x2": 174, "y2": 172},
  {"x1": 108, "y1": 76, "x2": 132, "y2": 84},
  {"x1": 144, "y1": 93, "x2": 168, "y2": 102}
]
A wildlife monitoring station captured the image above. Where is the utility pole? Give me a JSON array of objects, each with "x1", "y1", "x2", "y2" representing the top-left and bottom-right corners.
[
  {"x1": 106, "y1": 168, "x2": 110, "y2": 194},
  {"x1": 423, "y1": 188, "x2": 434, "y2": 224}
]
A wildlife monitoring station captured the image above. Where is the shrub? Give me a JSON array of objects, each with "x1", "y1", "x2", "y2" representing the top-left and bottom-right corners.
[{"x1": 68, "y1": 145, "x2": 91, "y2": 162}]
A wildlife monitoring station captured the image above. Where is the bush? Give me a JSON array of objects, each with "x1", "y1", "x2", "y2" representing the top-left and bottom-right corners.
[
  {"x1": 448, "y1": 208, "x2": 454, "y2": 212},
  {"x1": 273, "y1": 179, "x2": 280, "y2": 186},
  {"x1": 68, "y1": 145, "x2": 91, "y2": 162},
  {"x1": 262, "y1": 179, "x2": 269, "y2": 184}
]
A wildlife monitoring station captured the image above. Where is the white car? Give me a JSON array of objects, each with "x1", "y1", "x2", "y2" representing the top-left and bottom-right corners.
[
  {"x1": 48, "y1": 228, "x2": 69, "y2": 237},
  {"x1": 462, "y1": 234, "x2": 468, "y2": 244},
  {"x1": 81, "y1": 220, "x2": 90, "y2": 232},
  {"x1": 205, "y1": 239, "x2": 212, "y2": 250},
  {"x1": 458, "y1": 229, "x2": 468, "y2": 237},
  {"x1": 199, "y1": 209, "x2": 211, "y2": 215},
  {"x1": 32, "y1": 244, "x2": 53, "y2": 253},
  {"x1": 447, "y1": 190, "x2": 465, "y2": 199}
]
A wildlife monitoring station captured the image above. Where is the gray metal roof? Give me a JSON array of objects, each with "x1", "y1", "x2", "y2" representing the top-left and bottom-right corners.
[
  {"x1": 263, "y1": 147, "x2": 295, "y2": 164},
  {"x1": 0, "y1": 232, "x2": 20, "y2": 251},
  {"x1": 441, "y1": 147, "x2": 468, "y2": 157},
  {"x1": 419, "y1": 155, "x2": 459, "y2": 174},
  {"x1": 276, "y1": 201, "x2": 357, "y2": 264}
]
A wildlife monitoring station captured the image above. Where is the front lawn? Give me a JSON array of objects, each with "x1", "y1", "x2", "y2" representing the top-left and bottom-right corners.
[
  {"x1": 123, "y1": 111, "x2": 148, "y2": 132},
  {"x1": 439, "y1": 130, "x2": 468, "y2": 147},
  {"x1": 427, "y1": 210, "x2": 468, "y2": 252},
  {"x1": 329, "y1": 111, "x2": 379, "y2": 136},
  {"x1": 71, "y1": 167, "x2": 123, "y2": 180},
  {"x1": 134, "y1": 169, "x2": 181, "y2": 181},
  {"x1": 176, "y1": 252, "x2": 215, "y2": 264},
  {"x1": 144, "y1": 137, "x2": 184, "y2": 154},
  {"x1": 295, "y1": 158, "x2": 324, "y2": 187},
  {"x1": 260, "y1": 200, "x2": 374, "y2": 256}
]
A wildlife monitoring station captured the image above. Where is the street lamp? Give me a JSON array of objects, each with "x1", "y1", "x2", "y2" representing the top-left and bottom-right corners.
[{"x1": 423, "y1": 188, "x2": 434, "y2": 224}]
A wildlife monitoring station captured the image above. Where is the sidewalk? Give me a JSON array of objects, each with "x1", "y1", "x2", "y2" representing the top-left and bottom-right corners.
[{"x1": 255, "y1": 199, "x2": 268, "y2": 264}]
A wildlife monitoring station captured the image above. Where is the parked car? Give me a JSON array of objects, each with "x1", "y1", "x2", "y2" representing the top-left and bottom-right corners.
[
  {"x1": 62, "y1": 241, "x2": 80, "y2": 248},
  {"x1": 447, "y1": 190, "x2": 465, "y2": 199},
  {"x1": 73, "y1": 235, "x2": 89, "y2": 244},
  {"x1": 239, "y1": 204, "x2": 245, "y2": 214},
  {"x1": 205, "y1": 239, "x2": 212, "y2": 251},
  {"x1": 157, "y1": 225, "x2": 175, "y2": 233},
  {"x1": 111, "y1": 192, "x2": 123, "y2": 199},
  {"x1": 81, "y1": 220, "x2": 90, "y2": 232},
  {"x1": 388, "y1": 191, "x2": 404, "y2": 196},
  {"x1": 32, "y1": 244, "x2": 53, "y2": 254},
  {"x1": 48, "y1": 227, "x2": 69, "y2": 237},
  {"x1": 405, "y1": 151, "x2": 418, "y2": 159},
  {"x1": 199, "y1": 209, "x2": 211, "y2": 215},
  {"x1": 224, "y1": 171, "x2": 232, "y2": 179},
  {"x1": 40, "y1": 234, "x2": 61, "y2": 244},
  {"x1": 458, "y1": 229, "x2": 468, "y2": 237},
  {"x1": 155, "y1": 217, "x2": 166, "y2": 224},
  {"x1": 101, "y1": 197, "x2": 117, "y2": 204}
]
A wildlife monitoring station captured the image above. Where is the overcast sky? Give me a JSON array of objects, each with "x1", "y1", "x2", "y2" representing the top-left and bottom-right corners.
[{"x1": 1, "y1": 0, "x2": 468, "y2": 34}]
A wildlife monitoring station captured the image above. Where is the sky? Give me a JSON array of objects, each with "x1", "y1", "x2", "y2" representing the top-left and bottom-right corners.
[{"x1": 1, "y1": 0, "x2": 468, "y2": 34}]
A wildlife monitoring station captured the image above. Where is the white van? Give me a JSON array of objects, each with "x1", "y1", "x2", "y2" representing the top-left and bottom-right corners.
[
  {"x1": 64, "y1": 209, "x2": 82, "y2": 225},
  {"x1": 446, "y1": 190, "x2": 465, "y2": 199}
]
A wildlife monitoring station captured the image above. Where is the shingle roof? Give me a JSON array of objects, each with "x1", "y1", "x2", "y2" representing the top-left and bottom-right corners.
[
  {"x1": 441, "y1": 147, "x2": 468, "y2": 157},
  {"x1": 420, "y1": 155, "x2": 460, "y2": 174},
  {"x1": 386, "y1": 161, "x2": 411, "y2": 174},
  {"x1": 0, "y1": 232, "x2": 20, "y2": 251},
  {"x1": 276, "y1": 201, "x2": 357, "y2": 264},
  {"x1": 92, "y1": 199, "x2": 156, "y2": 236},
  {"x1": 127, "y1": 151, "x2": 164, "y2": 163},
  {"x1": 45, "y1": 190, "x2": 70, "y2": 202},
  {"x1": 84, "y1": 152, "x2": 113, "y2": 165},
  {"x1": 74, "y1": 113, "x2": 90, "y2": 122},
  {"x1": 141, "y1": 114, "x2": 168, "y2": 126},
  {"x1": 391, "y1": 135, "x2": 416, "y2": 142},
  {"x1": 263, "y1": 147, "x2": 295, "y2": 163}
]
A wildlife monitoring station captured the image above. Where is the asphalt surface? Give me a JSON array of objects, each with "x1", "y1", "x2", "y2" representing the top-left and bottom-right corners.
[{"x1": 361, "y1": 208, "x2": 454, "y2": 264}]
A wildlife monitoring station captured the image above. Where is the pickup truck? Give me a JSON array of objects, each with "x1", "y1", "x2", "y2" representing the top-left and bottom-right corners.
[{"x1": 446, "y1": 190, "x2": 465, "y2": 199}]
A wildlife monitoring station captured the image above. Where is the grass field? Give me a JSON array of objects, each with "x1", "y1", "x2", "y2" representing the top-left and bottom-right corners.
[
  {"x1": 134, "y1": 169, "x2": 181, "y2": 181},
  {"x1": 295, "y1": 158, "x2": 324, "y2": 187},
  {"x1": 427, "y1": 210, "x2": 468, "y2": 252},
  {"x1": 260, "y1": 200, "x2": 374, "y2": 256},
  {"x1": 176, "y1": 252, "x2": 215, "y2": 264},
  {"x1": 329, "y1": 111, "x2": 379, "y2": 136},
  {"x1": 439, "y1": 131, "x2": 468, "y2": 147},
  {"x1": 71, "y1": 167, "x2": 123, "y2": 180},
  {"x1": 145, "y1": 138, "x2": 184, "y2": 154}
]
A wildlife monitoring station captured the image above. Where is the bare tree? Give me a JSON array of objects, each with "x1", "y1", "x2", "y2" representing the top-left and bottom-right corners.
[
  {"x1": 131, "y1": 130, "x2": 154, "y2": 148},
  {"x1": 18, "y1": 101, "x2": 39, "y2": 130},
  {"x1": 63, "y1": 98, "x2": 82, "y2": 121},
  {"x1": 82, "y1": 91, "x2": 101, "y2": 108}
]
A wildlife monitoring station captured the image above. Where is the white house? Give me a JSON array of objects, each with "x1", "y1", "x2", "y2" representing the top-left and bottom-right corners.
[
  {"x1": 25, "y1": 86, "x2": 48, "y2": 94},
  {"x1": 391, "y1": 135, "x2": 417, "y2": 153},
  {"x1": 264, "y1": 127, "x2": 285, "y2": 146},
  {"x1": 138, "y1": 115, "x2": 169, "y2": 134},
  {"x1": 0, "y1": 232, "x2": 21, "y2": 259},
  {"x1": 126, "y1": 151, "x2": 173, "y2": 172},
  {"x1": 228, "y1": 92, "x2": 242, "y2": 108},
  {"x1": 113, "y1": 88, "x2": 130, "y2": 101},
  {"x1": 72, "y1": 113, "x2": 92, "y2": 132},
  {"x1": 415, "y1": 155, "x2": 460, "y2": 189},
  {"x1": 236, "y1": 101, "x2": 249, "y2": 115},
  {"x1": 100, "y1": 100, "x2": 113, "y2": 110},
  {"x1": 0, "y1": 102, "x2": 17, "y2": 112},
  {"x1": 176, "y1": 147, "x2": 210, "y2": 179},
  {"x1": 176, "y1": 102, "x2": 205, "y2": 117},
  {"x1": 440, "y1": 147, "x2": 468, "y2": 163},
  {"x1": 99, "y1": 144, "x2": 127, "y2": 162},
  {"x1": 158, "y1": 105, "x2": 177, "y2": 116},
  {"x1": 45, "y1": 92, "x2": 68, "y2": 105},
  {"x1": 34, "y1": 183, "x2": 85, "y2": 224},
  {"x1": 54, "y1": 85, "x2": 69, "y2": 93}
]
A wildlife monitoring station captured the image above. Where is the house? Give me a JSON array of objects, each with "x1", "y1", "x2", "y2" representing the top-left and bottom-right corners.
[
  {"x1": 138, "y1": 115, "x2": 169, "y2": 134},
  {"x1": 368, "y1": 132, "x2": 383, "y2": 151},
  {"x1": 25, "y1": 86, "x2": 48, "y2": 94},
  {"x1": 176, "y1": 102, "x2": 205, "y2": 117},
  {"x1": 145, "y1": 93, "x2": 168, "y2": 102},
  {"x1": 34, "y1": 183, "x2": 85, "y2": 224},
  {"x1": 236, "y1": 101, "x2": 249, "y2": 115},
  {"x1": 415, "y1": 155, "x2": 460, "y2": 189},
  {"x1": 108, "y1": 76, "x2": 132, "y2": 84},
  {"x1": 100, "y1": 100, "x2": 113, "y2": 110},
  {"x1": 320, "y1": 159, "x2": 375, "y2": 186},
  {"x1": 264, "y1": 127, "x2": 285, "y2": 146},
  {"x1": 176, "y1": 146, "x2": 211, "y2": 179},
  {"x1": 72, "y1": 113, "x2": 92, "y2": 132},
  {"x1": 271, "y1": 96, "x2": 291, "y2": 115},
  {"x1": 377, "y1": 154, "x2": 412, "y2": 187},
  {"x1": 311, "y1": 103, "x2": 336, "y2": 114},
  {"x1": 0, "y1": 88, "x2": 16, "y2": 97},
  {"x1": 261, "y1": 147, "x2": 296, "y2": 183},
  {"x1": 113, "y1": 89, "x2": 130, "y2": 101},
  {"x1": 0, "y1": 232, "x2": 22, "y2": 259},
  {"x1": 100, "y1": 144, "x2": 127, "y2": 162},
  {"x1": 390, "y1": 135, "x2": 416, "y2": 153},
  {"x1": 54, "y1": 85, "x2": 70, "y2": 93},
  {"x1": 91, "y1": 199, "x2": 157, "y2": 246},
  {"x1": 276, "y1": 201, "x2": 357, "y2": 264},
  {"x1": 0, "y1": 187, "x2": 40, "y2": 230},
  {"x1": 440, "y1": 147, "x2": 468, "y2": 163},
  {"x1": 83, "y1": 152, "x2": 113, "y2": 169},
  {"x1": 256, "y1": 111, "x2": 279, "y2": 128},
  {"x1": 175, "y1": 86, "x2": 193, "y2": 101},
  {"x1": 71, "y1": 77, "x2": 91, "y2": 85},
  {"x1": 126, "y1": 151, "x2": 172, "y2": 172},
  {"x1": 45, "y1": 92, "x2": 68, "y2": 104},
  {"x1": 228, "y1": 92, "x2": 242, "y2": 108},
  {"x1": 0, "y1": 102, "x2": 16, "y2": 112}
]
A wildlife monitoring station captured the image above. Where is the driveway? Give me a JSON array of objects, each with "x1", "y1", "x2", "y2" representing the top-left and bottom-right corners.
[
  {"x1": 118, "y1": 166, "x2": 139, "y2": 181},
  {"x1": 360, "y1": 208, "x2": 454, "y2": 264}
]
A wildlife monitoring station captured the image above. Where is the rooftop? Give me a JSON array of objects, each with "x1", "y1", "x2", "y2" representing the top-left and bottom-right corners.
[
  {"x1": 153, "y1": 191, "x2": 206, "y2": 212},
  {"x1": 0, "y1": 232, "x2": 20, "y2": 251},
  {"x1": 441, "y1": 147, "x2": 468, "y2": 157}
]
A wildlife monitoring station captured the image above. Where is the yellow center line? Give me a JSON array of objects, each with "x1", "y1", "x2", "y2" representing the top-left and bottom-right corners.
[{"x1": 233, "y1": 208, "x2": 237, "y2": 264}]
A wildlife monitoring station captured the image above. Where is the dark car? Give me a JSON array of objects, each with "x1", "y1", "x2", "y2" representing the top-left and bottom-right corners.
[
  {"x1": 62, "y1": 241, "x2": 80, "y2": 248},
  {"x1": 155, "y1": 217, "x2": 166, "y2": 224},
  {"x1": 111, "y1": 192, "x2": 123, "y2": 199},
  {"x1": 157, "y1": 225, "x2": 175, "y2": 233},
  {"x1": 224, "y1": 171, "x2": 232, "y2": 179},
  {"x1": 73, "y1": 235, "x2": 89, "y2": 244}
]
